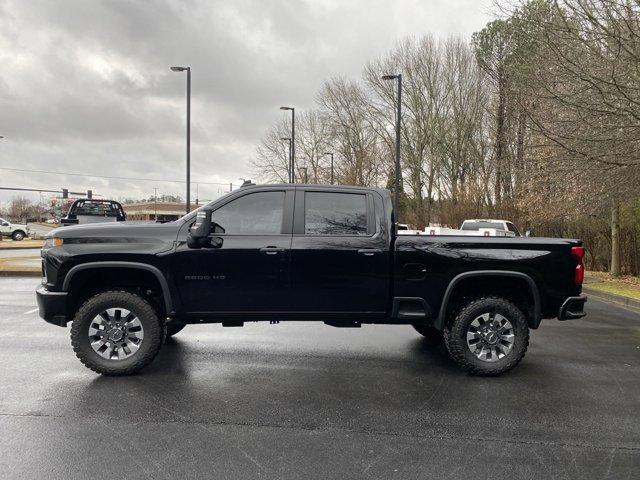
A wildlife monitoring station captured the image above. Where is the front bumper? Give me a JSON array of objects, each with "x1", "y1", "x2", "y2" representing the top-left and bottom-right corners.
[
  {"x1": 36, "y1": 284, "x2": 68, "y2": 327},
  {"x1": 558, "y1": 295, "x2": 587, "y2": 320}
]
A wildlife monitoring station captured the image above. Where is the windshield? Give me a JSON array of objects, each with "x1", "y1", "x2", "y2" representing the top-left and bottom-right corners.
[
  {"x1": 461, "y1": 221, "x2": 505, "y2": 231},
  {"x1": 506, "y1": 222, "x2": 521, "y2": 236},
  {"x1": 177, "y1": 190, "x2": 237, "y2": 223}
]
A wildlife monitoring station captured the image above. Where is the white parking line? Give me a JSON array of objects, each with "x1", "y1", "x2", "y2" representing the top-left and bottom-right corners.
[{"x1": 23, "y1": 307, "x2": 39, "y2": 315}]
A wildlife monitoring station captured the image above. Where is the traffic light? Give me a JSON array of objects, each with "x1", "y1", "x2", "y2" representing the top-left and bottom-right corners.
[
  {"x1": 62, "y1": 188, "x2": 68, "y2": 199},
  {"x1": 87, "y1": 190, "x2": 92, "y2": 199}
]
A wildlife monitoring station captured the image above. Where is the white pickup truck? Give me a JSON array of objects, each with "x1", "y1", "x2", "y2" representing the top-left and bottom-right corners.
[
  {"x1": 424, "y1": 219, "x2": 525, "y2": 237},
  {"x1": 460, "y1": 219, "x2": 522, "y2": 236},
  {"x1": 0, "y1": 217, "x2": 30, "y2": 241}
]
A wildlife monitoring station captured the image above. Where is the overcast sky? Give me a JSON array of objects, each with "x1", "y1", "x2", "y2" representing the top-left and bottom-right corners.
[{"x1": 0, "y1": 0, "x2": 493, "y2": 206}]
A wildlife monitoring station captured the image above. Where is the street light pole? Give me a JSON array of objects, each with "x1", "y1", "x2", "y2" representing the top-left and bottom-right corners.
[
  {"x1": 280, "y1": 137, "x2": 292, "y2": 183},
  {"x1": 153, "y1": 187, "x2": 158, "y2": 222},
  {"x1": 171, "y1": 66, "x2": 191, "y2": 214},
  {"x1": 323, "y1": 152, "x2": 334, "y2": 184},
  {"x1": 280, "y1": 106, "x2": 295, "y2": 182},
  {"x1": 382, "y1": 74, "x2": 402, "y2": 219}
]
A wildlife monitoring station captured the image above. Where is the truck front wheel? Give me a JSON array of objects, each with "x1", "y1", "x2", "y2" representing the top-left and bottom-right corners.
[
  {"x1": 70, "y1": 290, "x2": 165, "y2": 376},
  {"x1": 444, "y1": 296, "x2": 529, "y2": 376},
  {"x1": 12, "y1": 230, "x2": 25, "y2": 241}
]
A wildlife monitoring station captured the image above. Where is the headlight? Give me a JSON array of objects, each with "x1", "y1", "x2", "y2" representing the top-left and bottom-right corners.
[{"x1": 43, "y1": 237, "x2": 63, "y2": 249}]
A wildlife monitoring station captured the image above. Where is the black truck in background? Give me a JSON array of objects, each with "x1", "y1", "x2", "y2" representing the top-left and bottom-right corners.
[
  {"x1": 37, "y1": 184, "x2": 586, "y2": 376},
  {"x1": 60, "y1": 199, "x2": 126, "y2": 227}
]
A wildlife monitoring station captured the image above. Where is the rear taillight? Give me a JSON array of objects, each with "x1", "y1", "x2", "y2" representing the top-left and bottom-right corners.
[{"x1": 571, "y1": 246, "x2": 585, "y2": 285}]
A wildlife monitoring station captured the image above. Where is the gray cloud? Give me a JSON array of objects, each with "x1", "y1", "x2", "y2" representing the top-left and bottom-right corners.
[{"x1": 0, "y1": 0, "x2": 492, "y2": 204}]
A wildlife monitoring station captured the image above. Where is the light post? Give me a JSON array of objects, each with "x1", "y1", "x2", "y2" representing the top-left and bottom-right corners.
[
  {"x1": 170, "y1": 66, "x2": 191, "y2": 214},
  {"x1": 323, "y1": 152, "x2": 334, "y2": 184},
  {"x1": 280, "y1": 137, "x2": 292, "y2": 183},
  {"x1": 153, "y1": 187, "x2": 158, "y2": 222},
  {"x1": 280, "y1": 106, "x2": 295, "y2": 182},
  {"x1": 382, "y1": 74, "x2": 402, "y2": 218}
]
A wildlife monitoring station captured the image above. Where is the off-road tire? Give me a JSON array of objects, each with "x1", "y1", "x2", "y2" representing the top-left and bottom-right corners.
[
  {"x1": 70, "y1": 290, "x2": 165, "y2": 376},
  {"x1": 166, "y1": 322, "x2": 186, "y2": 338},
  {"x1": 412, "y1": 324, "x2": 444, "y2": 346},
  {"x1": 444, "y1": 296, "x2": 529, "y2": 376},
  {"x1": 12, "y1": 230, "x2": 25, "y2": 241}
]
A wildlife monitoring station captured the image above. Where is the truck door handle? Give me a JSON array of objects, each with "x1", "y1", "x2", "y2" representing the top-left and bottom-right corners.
[
  {"x1": 260, "y1": 246, "x2": 285, "y2": 255},
  {"x1": 358, "y1": 248, "x2": 382, "y2": 256}
]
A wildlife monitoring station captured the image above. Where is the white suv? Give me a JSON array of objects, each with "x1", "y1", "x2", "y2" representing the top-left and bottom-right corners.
[{"x1": 0, "y1": 217, "x2": 30, "y2": 241}]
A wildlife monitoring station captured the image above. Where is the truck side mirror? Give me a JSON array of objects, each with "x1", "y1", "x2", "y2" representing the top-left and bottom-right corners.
[{"x1": 187, "y1": 210, "x2": 212, "y2": 249}]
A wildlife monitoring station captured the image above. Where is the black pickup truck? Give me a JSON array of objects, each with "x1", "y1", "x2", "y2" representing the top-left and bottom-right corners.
[{"x1": 37, "y1": 184, "x2": 586, "y2": 376}]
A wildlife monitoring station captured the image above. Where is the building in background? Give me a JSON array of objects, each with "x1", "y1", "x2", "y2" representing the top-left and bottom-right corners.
[{"x1": 122, "y1": 201, "x2": 197, "y2": 222}]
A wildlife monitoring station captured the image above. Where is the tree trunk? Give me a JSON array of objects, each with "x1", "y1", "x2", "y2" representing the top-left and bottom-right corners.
[
  {"x1": 494, "y1": 73, "x2": 507, "y2": 215},
  {"x1": 610, "y1": 202, "x2": 621, "y2": 277}
]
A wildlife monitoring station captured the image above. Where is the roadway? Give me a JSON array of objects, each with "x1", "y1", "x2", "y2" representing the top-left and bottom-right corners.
[{"x1": 0, "y1": 277, "x2": 638, "y2": 479}]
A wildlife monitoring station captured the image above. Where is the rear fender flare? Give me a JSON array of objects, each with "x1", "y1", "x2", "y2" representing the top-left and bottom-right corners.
[{"x1": 435, "y1": 270, "x2": 541, "y2": 330}]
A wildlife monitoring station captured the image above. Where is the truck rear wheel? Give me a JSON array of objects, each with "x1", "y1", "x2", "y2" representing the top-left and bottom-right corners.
[
  {"x1": 412, "y1": 324, "x2": 444, "y2": 345},
  {"x1": 12, "y1": 230, "x2": 25, "y2": 241},
  {"x1": 70, "y1": 290, "x2": 165, "y2": 376},
  {"x1": 444, "y1": 296, "x2": 529, "y2": 376}
]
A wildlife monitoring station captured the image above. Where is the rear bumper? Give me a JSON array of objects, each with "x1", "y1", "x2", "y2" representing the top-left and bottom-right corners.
[
  {"x1": 558, "y1": 295, "x2": 587, "y2": 320},
  {"x1": 36, "y1": 284, "x2": 68, "y2": 327}
]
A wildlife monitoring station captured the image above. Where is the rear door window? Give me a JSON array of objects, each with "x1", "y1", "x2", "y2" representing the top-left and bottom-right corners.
[{"x1": 304, "y1": 192, "x2": 368, "y2": 236}]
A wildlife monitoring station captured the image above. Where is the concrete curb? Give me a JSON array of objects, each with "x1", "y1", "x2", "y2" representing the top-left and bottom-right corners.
[
  {"x1": 583, "y1": 286, "x2": 640, "y2": 311},
  {"x1": 0, "y1": 270, "x2": 41, "y2": 277},
  {"x1": 0, "y1": 245, "x2": 43, "y2": 251}
]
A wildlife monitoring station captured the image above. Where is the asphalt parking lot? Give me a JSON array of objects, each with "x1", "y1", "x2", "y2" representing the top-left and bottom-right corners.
[{"x1": 1, "y1": 277, "x2": 639, "y2": 479}]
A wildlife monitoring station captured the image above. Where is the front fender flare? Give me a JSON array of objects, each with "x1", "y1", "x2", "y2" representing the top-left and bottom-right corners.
[{"x1": 62, "y1": 261, "x2": 174, "y2": 314}]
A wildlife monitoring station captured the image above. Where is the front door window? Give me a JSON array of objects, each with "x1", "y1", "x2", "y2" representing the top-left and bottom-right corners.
[{"x1": 211, "y1": 191, "x2": 285, "y2": 235}]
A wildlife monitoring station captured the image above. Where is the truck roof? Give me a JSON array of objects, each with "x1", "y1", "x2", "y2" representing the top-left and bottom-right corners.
[{"x1": 241, "y1": 183, "x2": 390, "y2": 195}]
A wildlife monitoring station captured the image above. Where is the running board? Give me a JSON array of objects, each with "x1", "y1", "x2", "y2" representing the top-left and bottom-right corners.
[{"x1": 324, "y1": 320, "x2": 361, "y2": 328}]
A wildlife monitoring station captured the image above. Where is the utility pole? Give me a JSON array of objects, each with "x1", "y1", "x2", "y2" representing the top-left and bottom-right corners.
[
  {"x1": 281, "y1": 137, "x2": 292, "y2": 182},
  {"x1": 280, "y1": 106, "x2": 295, "y2": 182},
  {"x1": 153, "y1": 187, "x2": 158, "y2": 222},
  {"x1": 323, "y1": 152, "x2": 334, "y2": 184}
]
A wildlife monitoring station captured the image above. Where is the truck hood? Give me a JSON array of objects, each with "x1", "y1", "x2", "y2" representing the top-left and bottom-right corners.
[
  {"x1": 47, "y1": 220, "x2": 182, "y2": 242},
  {"x1": 9, "y1": 223, "x2": 29, "y2": 230}
]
